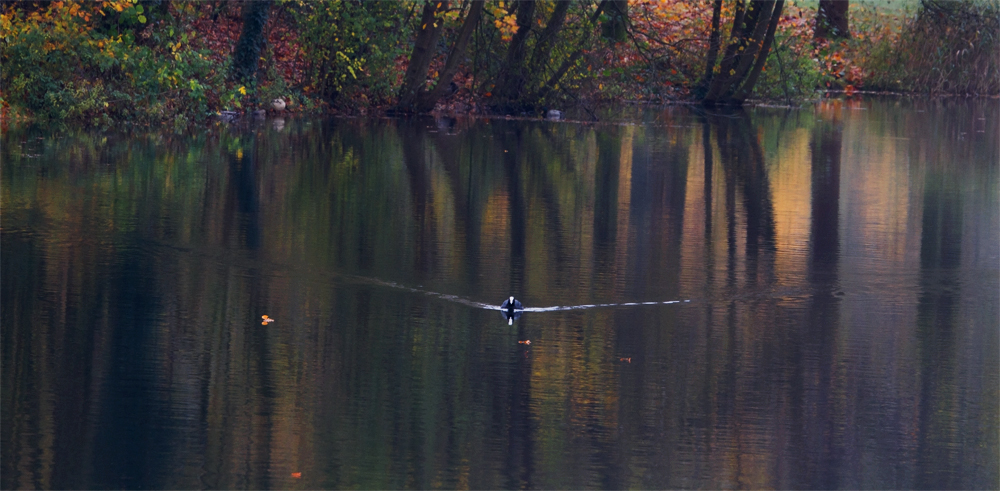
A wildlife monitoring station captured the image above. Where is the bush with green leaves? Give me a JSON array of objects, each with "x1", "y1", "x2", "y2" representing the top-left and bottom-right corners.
[
  {"x1": 290, "y1": 0, "x2": 410, "y2": 106},
  {"x1": 1, "y1": 1, "x2": 225, "y2": 124},
  {"x1": 751, "y1": 31, "x2": 825, "y2": 104}
]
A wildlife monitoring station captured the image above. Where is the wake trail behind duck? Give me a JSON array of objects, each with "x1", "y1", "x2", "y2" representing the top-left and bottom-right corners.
[{"x1": 345, "y1": 273, "x2": 691, "y2": 312}]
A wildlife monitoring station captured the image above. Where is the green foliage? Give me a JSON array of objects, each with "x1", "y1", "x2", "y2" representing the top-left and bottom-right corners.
[
  {"x1": 1, "y1": 1, "x2": 227, "y2": 124},
  {"x1": 752, "y1": 31, "x2": 824, "y2": 103},
  {"x1": 291, "y1": 0, "x2": 409, "y2": 105}
]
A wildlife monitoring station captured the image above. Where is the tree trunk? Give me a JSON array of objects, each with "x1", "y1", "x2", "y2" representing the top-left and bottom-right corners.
[
  {"x1": 698, "y1": 0, "x2": 724, "y2": 94},
  {"x1": 493, "y1": 0, "x2": 536, "y2": 108},
  {"x1": 732, "y1": 0, "x2": 784, "y2": 102},
  {"x1": 532, "y1": 0, "x2": 608, "y2": 103},
  {"x1": 412, "y1": 0, "x2": 485, "y2": 112},
  {"x1": 815, "y1": 0, "x2": 849, "y2": 39},
  {"x1": 701, "y1": 0, "x2": 784, "y2": 106},
  {"x1": 529, "y1": 0, "x2": 571, "y2": 71},
  {"x1": 703, "y1": 0, "x2": 748, "y2": 100},
  {"x1": 397, "y1": 0, "x2": 450, "y2": 111},
  {"x1": 231, "y1": 0, "x2": 272, "y2": 85},
  {"x1": 705, "y1": 0, "x2": 771, "y2": 101}
]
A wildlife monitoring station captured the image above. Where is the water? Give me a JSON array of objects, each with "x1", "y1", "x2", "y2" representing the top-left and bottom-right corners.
[{"x1": 2, "y1": 98, "x2": 997, "y2": 489}]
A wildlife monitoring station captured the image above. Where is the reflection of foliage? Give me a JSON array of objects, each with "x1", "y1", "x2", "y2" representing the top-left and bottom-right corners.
[{"x1": 3, "y1": 103, "x2": 998, "y2": 488}]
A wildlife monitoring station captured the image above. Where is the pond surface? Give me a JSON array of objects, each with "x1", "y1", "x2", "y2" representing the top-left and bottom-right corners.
[{"x1": 2, "y1": 99, "x2": 998, "y2": 490}]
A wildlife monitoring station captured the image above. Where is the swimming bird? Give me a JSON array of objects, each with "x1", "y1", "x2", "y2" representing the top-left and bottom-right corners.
[
  {"x1": 272, "y1": 98, "x2": 286, "y2": 111},
  {"x1": 501, "y1": 296, "x2": 523, "y2": 325}
]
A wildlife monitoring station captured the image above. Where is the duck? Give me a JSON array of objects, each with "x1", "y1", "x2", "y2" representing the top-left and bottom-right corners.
[
  {"x1": 271, "y1": 98, "x2": 286, "y2": 111},
  {"x1": 501, "y1": 296, "x2": 523, "y2": 325},
  {"x1": 501, "y1": 296, "x2": 523, "y2": 312}
]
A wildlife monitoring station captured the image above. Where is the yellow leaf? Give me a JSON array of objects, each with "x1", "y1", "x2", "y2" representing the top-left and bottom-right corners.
[{"x1": 239, "y1": 86, "x2": 246, "y2": 95}]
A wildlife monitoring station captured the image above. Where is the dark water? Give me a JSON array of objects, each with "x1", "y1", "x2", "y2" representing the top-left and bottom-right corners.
[{"x1": 2, "y1": 99, "x2": 997, "y2": 490}]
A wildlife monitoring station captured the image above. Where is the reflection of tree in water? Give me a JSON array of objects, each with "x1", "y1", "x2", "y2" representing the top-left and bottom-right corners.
[
  {"x1": 687, "y1": 109, "x2": 786, "y2": 488},
  {"x1": 5, "y1": 106, "x2": 996, "y2": 489},
  {"x1": 225, "y1": 131, "x2": 262, "y2": 251},
  {"x1": 399, "y1": 123, "x2": 438, "y2": 276},
  {"x1": 915, "y1": 160, "x2": 963, "y2": 489},
  {"x1": 789, "y1": 115, "x2": 844, "y2": 488},
  {"x1": 708, "y1": 109, "x2": 777, "y2": 286}
]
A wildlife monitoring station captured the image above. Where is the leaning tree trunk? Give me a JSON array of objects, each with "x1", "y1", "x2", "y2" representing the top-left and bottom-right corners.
[
  {"x1": 532, "y1": 0, "x2": 609, "y2": 104},
  {"x1": 815, "y1": 0, "x2": 849, "y2": 40},
  {"x1": 528, "y1": 0, "x2": 571, "y2": 71},
  {"x1": 492, "y1": 0, "x2": 537, "y2": 110},
  {"x1": 397, "y1": 0, "x2": 450, "y2": 111},
  {"x1": 697, "y1": 0, "x2": 724, "y2": 95},
  {"x1": 701, "y1": 0, "x2": 784, "y2": 106},
  {"x1": 231, "y1": 0, "x2": 272, "y2": 85},
  {"x1": 411, "y1": 0, "x2": 484, "y2": 112},
  {"x1": 731, "y1": 0, "x2": 783, "y2": 101}
]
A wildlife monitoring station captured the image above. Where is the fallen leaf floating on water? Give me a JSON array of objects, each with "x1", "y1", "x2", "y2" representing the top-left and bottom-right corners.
[
  {"x1": 619, "y1": 357, "x2": 631, "y2": 363},
  {"x1": 291, "y1": 472, "x2": 301, "y2": 478},
  {"x1": 518, "y1": 340, "x2": 531, "y2": 345},
  {"x1": 261, "y1": 315, "x2": 275, "y2": 325}
]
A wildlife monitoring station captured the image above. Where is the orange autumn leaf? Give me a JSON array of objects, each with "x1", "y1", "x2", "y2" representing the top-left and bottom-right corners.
[{"x1": 291, "y1": 472, "x2": 301, "y2": 478}]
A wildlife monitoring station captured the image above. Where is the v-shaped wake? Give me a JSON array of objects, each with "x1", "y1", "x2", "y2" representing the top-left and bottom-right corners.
[{"x1": 344, "y1": 273, "x2": 691, "y2": 313}]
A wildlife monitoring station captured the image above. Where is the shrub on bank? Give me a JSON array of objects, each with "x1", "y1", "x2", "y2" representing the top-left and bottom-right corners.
[
  {"x1": 862, "y1": 0, "x2": 999, "y2": 95},
  {"x1": 291, "y1": 0, "x2": 409, "y2": 108},
  {"x1": 0, "y1": 1, "x2": 235, "y2": 126}
]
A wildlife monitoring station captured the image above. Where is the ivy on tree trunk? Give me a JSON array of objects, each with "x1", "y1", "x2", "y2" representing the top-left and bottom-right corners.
[{"x1": 231, "y1": 0, "x2": 272, "y2": 85}]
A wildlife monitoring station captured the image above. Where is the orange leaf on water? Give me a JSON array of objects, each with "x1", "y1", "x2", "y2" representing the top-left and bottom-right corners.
[{"x1": 291, "y1": 472, "x2": 301, "y2": 478}]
